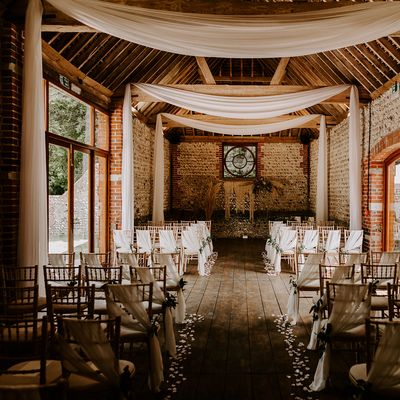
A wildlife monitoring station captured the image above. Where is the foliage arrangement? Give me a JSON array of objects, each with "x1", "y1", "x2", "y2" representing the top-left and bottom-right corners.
[
  {"x1": 203, "y1": 178, "x2": 222, "y2": 220},
  {"x1": 252, "y1": 176, "x2": 285, "y2": 196}
]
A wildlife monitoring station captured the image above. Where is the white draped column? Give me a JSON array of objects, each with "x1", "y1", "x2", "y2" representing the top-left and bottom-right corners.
[
  {"x1": 316, "y1": 116, "x2": 328, "y2": 223},
  {"x1": 18, "y1": 0, "x2": 47, "y2": 295},
  {"x1": 349, "y1": 86, "x2": 362, "y2": 230},
  {"x1": 152, "y1": 115, "x2": 164, "y2": 223},
  {"x1": 121, "y1": 84, "x2": 134, "y2": 230}
]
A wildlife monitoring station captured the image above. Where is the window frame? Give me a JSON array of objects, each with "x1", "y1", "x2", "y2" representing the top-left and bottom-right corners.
[
  {"x1": 45, "y1": 79, "x2": 110, "y2": 255},
  {"x1": 222, "y1": 143, "x2": 257, "y2": 180}
]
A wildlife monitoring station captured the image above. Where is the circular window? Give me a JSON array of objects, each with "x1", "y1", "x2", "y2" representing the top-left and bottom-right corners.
[{"x1": 224, "y1": 145, "x2": 256, "y2": 178}]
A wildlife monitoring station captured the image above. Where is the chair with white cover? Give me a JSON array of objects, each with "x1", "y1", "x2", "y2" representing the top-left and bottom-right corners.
[
  {"x1": 349, "y1": 319, "x2": 400, "y2": 397},
  {"x1": 273, "y1": 228, "x2": 297, "y2": 274},
  {"x1": 287, "y1": 253, "x2": 325, "y2": 326},
  {"x1": 297, "y1": 229, "x2": 319, "y2": 269},
  {"x1": 265, "y1": 221, "x2": 284, "y2": 264},
  {"x1": 342, "y1": 230, "x2": 363, "y2": 254},
  {"x1": 181, "y1": 226, "x2": 208, "y2": 276},
  {"x1": 159, "y1": 229, "x2": 183, "y2": 274},
  {"x1": 113, "y1": 230, "x2": 133, "y2": 265},
  {"x1": 0, "y1": 316, "x2": 65, "y2": 399},
  {"x1": 135, "y1": 230, "x2": 153, "y2": 266},
  {"x1": 56, "y1": 317, "x2": 135, "y2": 399},
  {"x1": 152, "y1": 252, "x2": 186, "y2": 324},
  {"x1": 49, "y1": 253, "x2": 75, "y2": 268},
  {"x1": 310, "y1": 283, "x2": 372, "y2": 392},
  {"x1": 320, "y1": 229, "x2": 341, "y2": 254},
  {"x1": 106, "y1": 284, "x2": 164, "y2": 393},
  {"x1": 132, "y1": 266, "x2": 176, "y2": 357},
  {"x1": 80, "y1": 252, "x2": 111, "y2": 269},
  {"x1": 370, "y1": 251, "x2": 400, "y2": 265},
  {"x1": 117, "y1": 252, "x2": 140, "y2": 283}
]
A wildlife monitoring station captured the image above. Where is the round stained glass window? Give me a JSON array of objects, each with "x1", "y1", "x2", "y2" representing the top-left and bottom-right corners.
[{"x1": 223, "y1": 145, "x2": 256, "y2": 178}]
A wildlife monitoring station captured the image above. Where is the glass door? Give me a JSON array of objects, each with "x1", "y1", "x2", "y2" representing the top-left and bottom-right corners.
[{"x1": 385, "y1": 155, "x2": 400, "y2": 251}]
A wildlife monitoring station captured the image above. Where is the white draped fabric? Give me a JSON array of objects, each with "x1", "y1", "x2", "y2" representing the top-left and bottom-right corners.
[
  {"x1": 83, "y1": 253, "x2": 102, "y2": 268},
  {"x1": 323, "y1": 230, "x2": 341, "y2": 253},
  {"x1": 152, "y1": 115, "x2": 164, "y2": 224},
  {"x1": 134, "y1": 267, "x2": 177, "y2": 358},
  {"x1": 273, "y1": 229, "x2": 297, "y2": 274},
  {"x1": 287, "y1": 253, "x2": 323, "y2": 325},
  {"x1": 316, "y1": 116, "x2": 328, "y2": 223},
  {"x1": 349, "y1": 86, "x2": 362, "y2": 230},
  {"x1": 122, "y1": 84, "x2": 134, "y2": 230},
  {"x1": 113, "y1": 230, "x2": 132, "y2": 253},
  {"x1": 310, "y1": 284, "x2": 371, "y2": 391},
  {"x1": 182, "y1": 227, "x2": 207, "y2": 276},
  {"x1": 136, "y1": 230, "x2": 152, "y2": 254},
  {"x1": 342, "y1": 230, "x2": 363, "y2": 254},
  {"x1": 265, "y1": 222, "x2": 284, "y2": 262},
  {"x1": 18, "y1": 0, "x2": 47, "y2": 296},
  {"x1": 136, "y1": 84, "x2": 349, "y2": 119},
  {"x1": 156, "y1": 253, "x2": 186, "y2": 324},
  {"x1": 106, "y1": 285, "x2": 164, "y2": 392},
  {"x1": 160, "y1": 113, "x2": 320, "y2": 136},
  {"x1": 300, "y1": 230, "x2": 319, "y2": 254},
  {"x1": 48, "y1": 254, "x2": 65, "y2": 268},
  {"x1": 46, "y1": 0, "x2": 400, "y2": 58},
  {"x1": 57, "y1": 319, "x2": 120, "y2": 387},
  {"x1": 117, "y1": 252, "x2": 138, "y2": 282},
  {"x1": 367, "y1": 323, "x2": 400, "y2": 392},
  {"x1": 159, "y1": 230, "x2": 178, "y2": 253}
]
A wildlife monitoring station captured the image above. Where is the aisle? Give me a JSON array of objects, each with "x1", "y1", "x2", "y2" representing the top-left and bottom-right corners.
[{"x1": 133, "y1": 238, "x2": 355, "y2": 400}]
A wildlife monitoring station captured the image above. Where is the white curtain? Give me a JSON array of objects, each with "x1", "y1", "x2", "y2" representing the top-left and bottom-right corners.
[
  {"x1": 316, "y1": 116, "x2": 328, "y2": 223},
  {"x1": 122, "y1": 84, "x2": 134, "y2": 230},
  {"x1": 136, "y1": 84, "x2": 349, "y2": 119},
  {"x1": 46, "y1": 0, "x2": 400, "y2": 58},
  {"x1": 161, "y1": 113, "x2": 320, "y2": 135},
  {"x1": 349, "y1": 86, "x2": 362, "y2": 230},
  {"x1": 18, "y1": 0, "x2": 47, "y2": 296},
  {"x1": 152, "y1": 115, "x2": 164, "y2": 224}
]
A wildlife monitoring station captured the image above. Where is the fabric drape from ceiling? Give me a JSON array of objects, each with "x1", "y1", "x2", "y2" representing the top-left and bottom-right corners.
[
  {"x1": 349, "y1": 86, "x2": 362, "y2": 230},
  {"x1": 152, "y1": 115, "x2": 165, "y2": 224},
  {"x1": 316, "y1": 116, "x2": 328, "y2": 223},
  {"x1": 122, "y1": 84, "x2": 135, "y2": 230},
  {"x1": 135, "y1": 84, "x2": 350, "y2": 119},
  {"x1": 19, "y1": 0, "x2": 47, "y2": 295},
  {"x1": 46, "y1": 0, "x2": 400, "y2": 58},
  {"x1": 160, "y1": 113, "x2": 320, "y2": 136}
]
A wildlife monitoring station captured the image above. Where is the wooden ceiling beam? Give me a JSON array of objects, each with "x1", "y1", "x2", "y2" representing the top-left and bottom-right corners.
[
  {"x1": 158, "y1": 114, "x2": 337, "y2": 129},
  {"x1": 270, "y1": 57, "x2": 290, "y2": 85},
  {"x1": 131, "y1": 84, "x2": 370, "y2": 104},
  {"x1": 42, "y1": 40, "x2": 113, "y2": 106},
  {"x1": 178, "y1": 135, "x2": 300, "y2": 144},
  {"x1": 196, "y1": 57, "x2": 216, "y2": 85},
  {"x1": 371, "y1": 71, "x2": 400, "y2": 100}
]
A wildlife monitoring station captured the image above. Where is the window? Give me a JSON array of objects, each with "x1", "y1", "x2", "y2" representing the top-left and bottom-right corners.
[
  {"x1": 385, "y1": 152, "x2": 400, "y2": 251},
  {"x1": 46, "y1": 81, "x2": 109, "y2": 256},
  {"x1": 223, "y1": 144, "x2": 256, "y2": 179}
]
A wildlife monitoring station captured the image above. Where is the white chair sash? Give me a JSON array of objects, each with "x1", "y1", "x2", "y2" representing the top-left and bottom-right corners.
[
  {"x1": 136, "y1": 230, "x2": 152, "y2": 254},
  {"x1": 324, "y1": 230, "x2": 341, "y2": 253},
  {"x1": 343, "y1": 230, "x2": 363, "y2": 253},
  {"x1": 273, "y1": 229, "x2": 297, "y2": 273},
  {"x1": 113, "y1": 230, "x2": 132, "y2": 252}
]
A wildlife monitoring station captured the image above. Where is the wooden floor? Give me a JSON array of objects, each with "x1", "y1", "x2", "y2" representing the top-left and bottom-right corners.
[{"x1": 131, "y1": 239, "x2": 359, "y2": 400}]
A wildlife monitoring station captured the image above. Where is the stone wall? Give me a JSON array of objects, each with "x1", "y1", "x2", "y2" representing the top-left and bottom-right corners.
[{"x1": 171, "y1": 141, "x2": 310, "y2": 220}]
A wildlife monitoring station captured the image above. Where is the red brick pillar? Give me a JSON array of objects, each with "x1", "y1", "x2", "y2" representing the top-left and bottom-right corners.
[
  {"x1": 109, "y1": 100, "x2": 123, "y2": 248},
  {"x1": 0, "y1": 22, "x2": 24, "y2": 267}
]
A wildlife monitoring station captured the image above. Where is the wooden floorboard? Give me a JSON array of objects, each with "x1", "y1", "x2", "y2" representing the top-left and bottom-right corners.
[{"x1": 131, "y1": 238, "x2": 360, "y2": 400}]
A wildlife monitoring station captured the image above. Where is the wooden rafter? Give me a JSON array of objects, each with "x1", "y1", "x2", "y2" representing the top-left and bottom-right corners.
[
  {"x1": 270, "y1": 57, "x2": 290, "y2": 85},
  {"x1": 159, "y1": 114, "x2": 337, "y2": 129},
  {"x1": 196, "y1": 57, "x2": 216, "y2": 85},
  {"x1": 42, "y1": 40, "x2": 113, "y2": 107}
]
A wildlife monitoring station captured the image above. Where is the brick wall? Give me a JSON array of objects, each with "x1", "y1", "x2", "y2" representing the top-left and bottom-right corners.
[
  {"x1": 313, "y1": 86, "x2": 400, "y2": 250},
  {"x1": 0, "y1": 21, "x2": 23, "y2": 267}
]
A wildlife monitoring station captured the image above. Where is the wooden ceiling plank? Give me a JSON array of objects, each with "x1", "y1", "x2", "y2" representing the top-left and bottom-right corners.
[
  {"x1": 326, "y1": 50, "x2": 373, "y2": 93},
  {"x1": 76, "y1": 34, "x2": 111, "y2": 70},
  {"x1": 213, "y1": 76, "x2": 273, "y2": 84},
  {"x1": 196, "y1": 57, "x2": 216, "y2": 85},
  {"x1": 179, "y1": 135, "x2": 300, "y2": 143},
  {"x1": 340, "y1": 47, "x2": 384, "y2": 88},
  {"x1": 353, "y1": 44, "x2": 392, "y2": 81},
  {"x1": 365, "y1": 41, "x2": 399, "y2": 74},
  {"x1": 377, "y1": 38, "x2": 400, "y2": 64},
  {"x1": 41, "y1": 40, "x2": 113, "y2": 104},
  {"x1": 68, "y1": 33, "x2": 99, "y2": 63},
  {"x1": 57, "y1": 32, "x2": 81, "y2": 56},
  {"x1": 270, "y1": 57, "x2": 290, "y2": 85}
]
